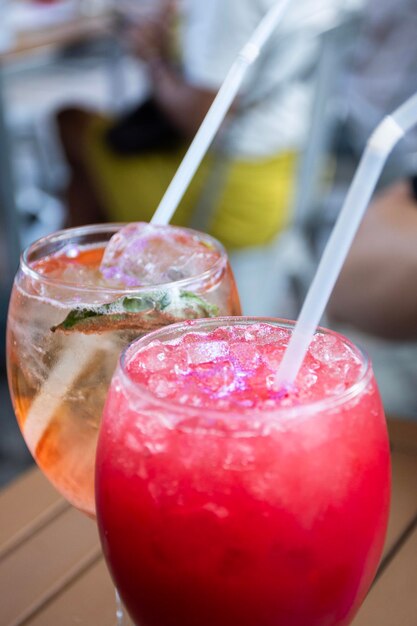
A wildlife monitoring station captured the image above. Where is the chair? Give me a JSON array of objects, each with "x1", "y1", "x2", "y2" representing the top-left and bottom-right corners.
[{"x1": 281, "y1": 6, "x2": 365, "y2": 315}]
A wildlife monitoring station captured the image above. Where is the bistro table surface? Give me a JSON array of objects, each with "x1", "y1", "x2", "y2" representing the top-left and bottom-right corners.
[{"x1": 1, "y1": 417, "x2": 417, "y2": 626}]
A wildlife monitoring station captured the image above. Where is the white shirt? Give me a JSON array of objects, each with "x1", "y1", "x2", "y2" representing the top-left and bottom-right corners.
[{"x1": 180, "y1": 0, "x2": 351, "y2": 158}]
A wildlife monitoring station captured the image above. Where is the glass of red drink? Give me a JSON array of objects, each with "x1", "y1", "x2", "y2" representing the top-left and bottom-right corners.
[{"x1": 96, "y1": 316, "x2": 391, "y2": 626}]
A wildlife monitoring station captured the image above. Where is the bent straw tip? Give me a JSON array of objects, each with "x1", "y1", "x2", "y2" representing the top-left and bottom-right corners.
[{"x1": 368, "y1": 116, "x2": 404, "y2": 155}]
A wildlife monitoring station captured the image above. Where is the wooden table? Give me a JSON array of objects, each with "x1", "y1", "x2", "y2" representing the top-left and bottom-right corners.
[{"x1": 1, "y1": 418, "x2": 417, "y2": 626}]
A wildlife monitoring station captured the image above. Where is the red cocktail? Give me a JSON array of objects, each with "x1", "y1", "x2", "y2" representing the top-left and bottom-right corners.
[{"x1": 96, "y1": 318, "x2": 390, "y2": 626}]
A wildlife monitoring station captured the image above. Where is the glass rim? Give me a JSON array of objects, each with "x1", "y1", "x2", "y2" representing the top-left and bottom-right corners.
[
  {"x1": 117, "y1": 316, "x2": 374, "y2": 428},
  {"x1": 20, "y1": 222, "x2": 229, "y2": 295}
]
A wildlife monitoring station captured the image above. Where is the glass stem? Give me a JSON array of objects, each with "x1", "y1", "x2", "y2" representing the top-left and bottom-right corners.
[
  {"x1": 115, "y1": 588, "x2": 134, "y2": 625},
  {"x1": 115, "y1": 588, "x2": 124, "y2": 625}
]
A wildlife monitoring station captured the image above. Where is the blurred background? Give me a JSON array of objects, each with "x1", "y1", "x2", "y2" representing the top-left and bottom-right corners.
[{"x1": 1, "y1": 0, "x2": 417, "y2": 487}]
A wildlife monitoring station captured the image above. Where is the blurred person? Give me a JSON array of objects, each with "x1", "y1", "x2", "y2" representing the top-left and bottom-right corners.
[{"x1": 57, "y1": 0, "x2": 347, "y2": 252}]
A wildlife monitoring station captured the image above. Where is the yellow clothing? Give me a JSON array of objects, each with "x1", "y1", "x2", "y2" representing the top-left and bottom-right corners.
[{"x1": 85, "y1": 117, "x2": 297, "y2": 250}]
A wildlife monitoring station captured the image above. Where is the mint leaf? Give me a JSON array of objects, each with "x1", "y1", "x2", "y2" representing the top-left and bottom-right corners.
[
  {"x1": 51, "y1": 290, "x2": 217, "y2": 334},
  {"x1": 180, "y1": 291, "x2": 219, "y2": 317},
  {"x1": 122, "y1": 296, "x2": 156, "y2": 313},
  {"x1": 53, "y1": 307, "x2": 100, "y2": 330}
]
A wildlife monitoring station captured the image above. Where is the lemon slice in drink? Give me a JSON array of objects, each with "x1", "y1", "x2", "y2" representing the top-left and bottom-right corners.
[{"x1": 23, "y1": 334, "x2": 107, "y2": 453}]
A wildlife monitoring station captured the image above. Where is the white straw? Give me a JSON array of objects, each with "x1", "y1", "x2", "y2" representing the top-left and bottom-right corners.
[
  {"x1": 276, "y1": 91, "x2": 417, "y2": 385},
  {"x1": 150, "y1": 0, "x2": 292, "y2": 226}
]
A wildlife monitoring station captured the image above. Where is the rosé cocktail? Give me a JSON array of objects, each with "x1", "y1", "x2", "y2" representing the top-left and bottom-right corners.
[
  {"x1": 96, "y1": 317, "x2": 390, "y2": 626},
  {"x1": 7, "y1": 224, "x2": 240, "y2": 517}
]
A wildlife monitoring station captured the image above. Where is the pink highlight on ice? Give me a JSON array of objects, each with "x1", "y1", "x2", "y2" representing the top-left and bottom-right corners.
[{"x1": 124, "y1": 323, "x2": 362, "y2": 412}]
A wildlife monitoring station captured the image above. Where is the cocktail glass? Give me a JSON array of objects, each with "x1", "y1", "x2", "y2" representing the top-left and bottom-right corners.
[
  {"x1": 96, "y1": 316, "x2": 391, "y2": 626},
  {"x1": 6, "y1": 223, "x2": 240, "y2": 622}
]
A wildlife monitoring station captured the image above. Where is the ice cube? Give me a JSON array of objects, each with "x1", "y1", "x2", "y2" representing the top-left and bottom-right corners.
[
  {"x1": 229, "y1": 341, "x2": 260, "y2": 369},
  {"x1": 260, "y1": 342, "x2": 286, "y2": 371},
  {"x1": 186, "y1": 340, "x2": 229, "y2": 365},
  {"x1": 309, "y1": 334, "x2": 352, "y2": 363},
  {"x1": 100, "y1": 222, "x2": 219, "y2": 287},
  {"x1": 147, "y1": 374, "x2": 177, "y2": 398},
  {"x1": 137, "y1": 343, "x2": 177, "y2": 373},
  {"x1": 196, "y1": 360, "x2": 236, "y2": 396}
]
